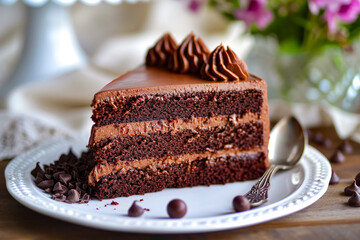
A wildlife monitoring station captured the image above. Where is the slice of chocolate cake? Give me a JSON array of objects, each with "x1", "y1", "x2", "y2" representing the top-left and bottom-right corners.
[{"x1": 88, "y1": 33, "x2": 270, "y2": 199}]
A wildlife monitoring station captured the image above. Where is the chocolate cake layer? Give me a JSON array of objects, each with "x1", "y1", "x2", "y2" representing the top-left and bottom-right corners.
[
  {"x1": 91, "y1": 152, "x2": 267, "y2": 198},
  {"x1": 92, "y1": 121, "x2": 264, "y2": 163},
  {"x1": 92, "y1": 89, "x2": 263, "y2": 126}
]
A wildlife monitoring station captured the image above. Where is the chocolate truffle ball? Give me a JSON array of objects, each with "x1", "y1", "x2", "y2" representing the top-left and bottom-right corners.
[
  {"x1": 233, "y1": 195, "x2": 250, "y2": 212},
  {"x1": 167, "y1": 199, "x2": 187, "y2": 218}
]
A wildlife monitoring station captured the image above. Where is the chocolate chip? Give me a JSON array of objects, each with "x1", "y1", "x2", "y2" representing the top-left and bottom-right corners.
[
  {"x1": 323, "y1": 138, "x2": 332, "y2": 148},
  {"x1": 348, "y1": 191, "x2": 360, "y2": 207},
  {"x1": 66, "y1": 189, "x2": 80, "y2": 203},
  {"x1": 44, "y1": 188, "x2": 52, "y2": 193},
  {"x1": 233, "y1": 195, "x2": 250, "y2": 212},
  {"x1": 68, "y1": 182, "x2": 75, "y2": 189},
  {"x1": 80, "y1": 193, "x2": 90, "y2": 204},
  {"x1": 330, "y1": 150, "x2": 345, "y2": 163},
  {"x1": 128, "y1": 201, "x2": 144, "y2": 217},
  {"x1": 37, "y1": 180, "x2": 54, "y2": 190},
  {"x1": 31, "y1": 162, "x2": 44, "y2": 178},
  {"x1": 53, "y1": 195, "x2": 66, "y2": 202},
  {"x1": 59, "y1": 173, "x2": 71, "y2": 185},
  {"x1": 338, "y1": 139, "x2": 353, "y2": 154},
  {"x1": 355, "y1": 172, "x2": 360, "y2": 186},
  {"x1": 344, "y1": 181, "x2": 360, "y2": 196},
  {"x1": 53, "y1": 182, "x2": 68, "y2": 194},
  {"x1": 44, "y1": 174, "x2": 52, "y2": 180},
  {"x1": 313, "y1": 133, "x2": 324, "y2": 144},
  {"x1": 35, "y1": 172, "x2": 44, "y2": 184},
  {"x1": 329, "y1": 170, "x2": 339, "y2": 185},
  {"x1": 53, "y1": 171, "x2": 65, "y2": 181},
  {"x1": 167, "y1": 199, "x2": 187, "y2": 218}
]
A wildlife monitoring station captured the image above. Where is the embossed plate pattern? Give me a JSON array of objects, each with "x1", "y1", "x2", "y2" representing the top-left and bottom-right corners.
[{"x1": 5, "y1": 137, "x2": 331, "y2": 233}]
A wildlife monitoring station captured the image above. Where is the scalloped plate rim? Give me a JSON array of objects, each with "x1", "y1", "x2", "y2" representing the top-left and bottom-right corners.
[{"x1": 5, "y1": 137, "x2": 331, "y2": 233}]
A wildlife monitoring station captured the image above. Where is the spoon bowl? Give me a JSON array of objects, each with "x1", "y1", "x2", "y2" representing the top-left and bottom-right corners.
[
  {"x1": 269, "y1": 116, "x2": 308, "y2": 168},
  {"x1": 244, "y1": 116, "x2": 307, "y2": 207}
]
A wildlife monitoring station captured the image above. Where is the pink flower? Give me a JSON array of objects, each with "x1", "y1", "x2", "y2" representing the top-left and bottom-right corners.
[
  {"x1": 234, "y1": 0, "x2": 273, "y2": 29},
  {"x1": 309, "y1": 0, "x2": 360, "y2": 32},
  {"x1": 187, "y1": 0, "x2": 205, "y2": 12}
]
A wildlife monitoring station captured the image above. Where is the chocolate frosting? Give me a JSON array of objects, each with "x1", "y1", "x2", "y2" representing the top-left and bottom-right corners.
[
  {"x1": 201, "y1": 44, "x2": 249, "y2": 81},
  {"x1": 146, "y1": 33, "x2": 178, "y2": 67},
  {"x1": 168, "y1": 32, "x2": 210, "y2": 74}
]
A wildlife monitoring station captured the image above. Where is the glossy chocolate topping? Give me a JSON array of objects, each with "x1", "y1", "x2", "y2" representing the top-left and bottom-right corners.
[
  {"x1": 201, "y1": 44, "x2": 249, "y2": 81},
  {"x1": 168, "y1": 32, "x2": 210, "y2": 74},
  {"x1": 146, "y1": 33, "x2": 178, "y2": 67}
]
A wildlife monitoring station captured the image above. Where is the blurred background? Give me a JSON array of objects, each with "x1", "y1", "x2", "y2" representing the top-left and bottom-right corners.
[{"x1": 0, "y1": 0, "x2": 360, "y2": 160}]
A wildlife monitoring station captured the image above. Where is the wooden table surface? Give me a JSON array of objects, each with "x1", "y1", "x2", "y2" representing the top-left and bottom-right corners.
[{"x1": 1, "y1": 126, "x2": 360, "y2": 240}]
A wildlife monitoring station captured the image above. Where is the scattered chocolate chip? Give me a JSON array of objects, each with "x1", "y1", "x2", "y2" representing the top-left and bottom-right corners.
[
  {"x1": 329, "y1": 170, "x2": 340, "y2": 185},
  {"x1": 59, "y1": 173, "x2": 72, "y2": 185},
  {"x1": 68, "y1": 182, "x2": 75, "y2": 189},
  {"x1": 330, "y1": 150, "x2": 345, "y2": 163},
  {"x1": 53, "y1": 171, "x2": 65, "y2": 181},
  {"x1": 344, "y1": 181, "x2": 360, "y2": 196},
  {"x1": 313, "y1": 133, "x2": 324, "y2": 144},
  {"x1": 338, "y1": 139, "x2": 353, "y2": 154},
  {"x1": 355, "y1": 172, "x2": 360, "y2": 186},
  {"x1": 44, "y1": 174, "x2": 52, "y2": 180},
  {"x1": 128, "y1": 201, "x2": 144, "y2": 217},
  {"x1": 53, "y1": 195, "x2": 66, "y2": 202},
  {"x1": 348, "y1": 191, "x2": 360, "y2": 207},
  {"x1": 37, "y1": 180, "x2": 54, "y2": 190},
  {"x1": 323, "y1": 138, "x2": 332, "y2": 148},
  {"x1": 31, "y1": 162, "x2": 44, "y2": 178},
  {"x1": 66, "y1": 189, "x2": 80, "y2": 203},
  {"x1": 111, "y1": 201, "x2": 119, "y2": 205},
  {"x1": 80, "y1": 193, "x2": 90, "y2": 204},
  {"x1": 167, "y1": 199, "x2": 187, "y2": 218},
  {"x1": 53, "y1": 182, "x2": 68, "y2": 194},
  {"x1": 233, "y1": 195, "x2": 250, "y2": 212},
  {"x1": 35, "y1": 173, "x2": 44, "y2": 184},
  {"x1": 44, "y1": 188, "x2": 52, "y2": 193}
]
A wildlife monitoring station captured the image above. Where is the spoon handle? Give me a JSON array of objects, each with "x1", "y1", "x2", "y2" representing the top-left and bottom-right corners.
[{"x1": 244, "y1": 165, "x2": 280, "y2": 207}]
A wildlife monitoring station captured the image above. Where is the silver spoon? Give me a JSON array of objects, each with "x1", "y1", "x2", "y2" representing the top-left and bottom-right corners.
[{"x1": 244, "y1": 116, "x2": 307, "y2": 207}]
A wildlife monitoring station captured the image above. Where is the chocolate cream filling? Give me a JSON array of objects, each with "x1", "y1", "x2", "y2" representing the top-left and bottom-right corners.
[
  {"x1": 88, "y1": 148, "x2": 267, "y2": 185},
  {"x1": 89, "y1": 113, "x2": 263, "y2": 147}
]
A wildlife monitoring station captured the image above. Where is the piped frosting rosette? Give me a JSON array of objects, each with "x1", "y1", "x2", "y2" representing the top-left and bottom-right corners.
[
  {"x1": 201, "y1": 44, "x2": 249, "y2": 81},
  {"x1": 168, "y1": 32, "x2": 210, "y2": 74},
  {"x1": 146, "y1": 33, "x2": 178, "y2": 68}
]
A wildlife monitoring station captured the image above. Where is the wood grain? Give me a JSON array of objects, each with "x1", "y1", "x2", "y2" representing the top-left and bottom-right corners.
[{"x1": 1, "y1": 126, "x2": 360, "y2": 240}]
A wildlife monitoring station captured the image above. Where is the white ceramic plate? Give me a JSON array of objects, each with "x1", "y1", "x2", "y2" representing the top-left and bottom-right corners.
[{"x1": 5, "y1": 137, "x2": 331, "y2": 233}]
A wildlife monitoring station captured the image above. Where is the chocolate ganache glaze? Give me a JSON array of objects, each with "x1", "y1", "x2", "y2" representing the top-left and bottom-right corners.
[
  {"x1": 201, "y1": 44, "x2": 249, "y2": 81},
  {"x1": 168, "y1": 32, "x2": 210, "y2": 74},
  {"x1": 146, "y1": 33, "x2": 178, "y2": 67}
]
